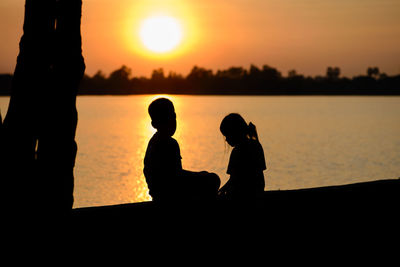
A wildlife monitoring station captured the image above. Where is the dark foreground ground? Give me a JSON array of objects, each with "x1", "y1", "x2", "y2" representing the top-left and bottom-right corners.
[
  {"x1": 9, "y1": 178, "x2": 397, "y2": 255},
  {"x1": 64, "y1": 179, "x2": 400, "y2": 256}
]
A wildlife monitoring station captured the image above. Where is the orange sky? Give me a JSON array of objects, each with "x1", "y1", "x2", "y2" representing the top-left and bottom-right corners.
[{"x1": 1, "y1": 0, "x2": 400, "y2": 77}]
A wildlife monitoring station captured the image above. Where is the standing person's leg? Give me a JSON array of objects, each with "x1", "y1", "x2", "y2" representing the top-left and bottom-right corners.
[
  {"x1": 36, "y1": 0, "x2": 85, "y2": 212},
  {"x1": 2, "y1": 0, "x2": 56, "y2": 210}
]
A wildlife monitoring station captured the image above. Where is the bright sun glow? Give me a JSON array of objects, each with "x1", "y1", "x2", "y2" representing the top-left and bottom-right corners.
[{"x1": 139, "y1": 16, "x2": 183, "y2": 53}]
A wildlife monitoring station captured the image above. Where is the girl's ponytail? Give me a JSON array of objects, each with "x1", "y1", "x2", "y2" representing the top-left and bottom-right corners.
[{"x1": 248, "y1": 122, "x2": 259, "y2": 141}]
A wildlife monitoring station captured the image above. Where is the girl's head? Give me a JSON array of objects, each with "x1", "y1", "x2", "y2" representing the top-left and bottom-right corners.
[{"x1": 220, "y1": 113, "x2": 256, "y2": 147}]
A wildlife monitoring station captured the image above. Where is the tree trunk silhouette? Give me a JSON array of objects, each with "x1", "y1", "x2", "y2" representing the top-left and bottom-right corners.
[{"x1": 1, "y1": 0, "x2": 85, "y2": 214}]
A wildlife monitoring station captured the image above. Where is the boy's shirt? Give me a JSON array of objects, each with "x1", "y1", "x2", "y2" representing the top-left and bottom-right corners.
[{"x1": 143, "y1": 132, "x2": 182, "y2": 199}]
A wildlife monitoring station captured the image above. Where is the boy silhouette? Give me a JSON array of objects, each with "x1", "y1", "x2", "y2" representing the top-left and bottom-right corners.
[{"x1": 144, "y1": 98, "x2": 220, "y2": 202}]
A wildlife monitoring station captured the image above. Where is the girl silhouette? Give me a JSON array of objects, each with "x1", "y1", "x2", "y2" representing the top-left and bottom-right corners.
[{"x1": 219, "y1": 113, "x2": 266, "y2": 200}]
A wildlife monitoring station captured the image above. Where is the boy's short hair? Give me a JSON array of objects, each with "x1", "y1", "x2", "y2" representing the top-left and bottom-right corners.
[{"x1": 148, "y1": 98, "x2": 175, "y2": 123}]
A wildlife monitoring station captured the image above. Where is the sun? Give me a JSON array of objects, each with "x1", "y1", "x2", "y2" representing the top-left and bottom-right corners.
[{"x1": 139, "y1": 16, "x2": 183, "y2": 53}]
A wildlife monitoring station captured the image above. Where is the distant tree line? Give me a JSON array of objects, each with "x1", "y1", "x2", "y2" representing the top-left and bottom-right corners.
[{"x1": 0, "y1": 64, "x2": 399, "y2": 95}]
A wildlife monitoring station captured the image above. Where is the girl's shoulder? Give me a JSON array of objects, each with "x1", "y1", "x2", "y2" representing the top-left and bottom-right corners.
[
  {"x1": 239, "y1": 138, "x2": 263, "y2": 152},
  {"x1": 228, "y1": 139, "x2": 266, "y2": 173},
  {"x1": 231, "y1": 139, "x2": 264, "y2": 161}
]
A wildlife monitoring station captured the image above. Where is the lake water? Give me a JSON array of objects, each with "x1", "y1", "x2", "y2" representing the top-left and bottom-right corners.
[{"x1": 1, "y1": 95, "x2": 400, "y2": 208}]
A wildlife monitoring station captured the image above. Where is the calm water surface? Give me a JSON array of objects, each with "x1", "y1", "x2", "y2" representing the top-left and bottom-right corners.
[{"x1": 1, "y1": 95, "x2": 399, "y2": 208}]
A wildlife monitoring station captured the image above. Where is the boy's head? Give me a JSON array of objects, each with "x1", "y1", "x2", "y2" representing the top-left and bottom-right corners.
[{"x1": 148, "y1": 98, "x2": 176, "y2": 136}]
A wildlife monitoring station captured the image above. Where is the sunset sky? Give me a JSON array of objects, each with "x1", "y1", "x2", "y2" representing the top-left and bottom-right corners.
[{"x1": 1, "y1": 0, "x2": 399, "y2": 78}]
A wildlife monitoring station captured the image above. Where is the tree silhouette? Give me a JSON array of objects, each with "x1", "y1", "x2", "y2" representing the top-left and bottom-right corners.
[
  {"x1": 108, "y1": 65, "x2": 132, "y2": 90},
  {"x1": 262, "y1": 65, "x2": 281, "y2": 80},
  {"x1": 2, "y1": 63, "x2": 400, "y2": 96},
  {"x1": 216, "y1": 67, "x2": 247, "y2": 79},
  {"x1": 151, "y1": 68, "x2": 165, "y2": 80},
  {"x1": 326, "y1": 67, "x2": 341, "y2": 80},
  {"x1": 187, "y1": 66, "x2": 213, "y2": 80},
  {"x1": 367, "y1": 67, "x2": 380, "y2": 79},
  {"x1": 109, "y1": 65, "x2": 131, "y2": 81},
  {"x1": 288, "y1": 69, "x2": 298, "y2": 78}
]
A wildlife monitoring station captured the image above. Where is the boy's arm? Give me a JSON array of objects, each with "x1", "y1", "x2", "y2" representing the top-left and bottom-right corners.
[
  {"x1": 218, "y1": 176, "x2": 234, "y2": 196},
  {"x1": 181, "y1": 169, "x2": 209, "y2": 176}
]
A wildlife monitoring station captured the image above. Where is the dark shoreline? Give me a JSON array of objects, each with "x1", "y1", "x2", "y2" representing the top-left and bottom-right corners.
[{"x1": 1, "y1": 69, "x2": 399, "y2": 96}]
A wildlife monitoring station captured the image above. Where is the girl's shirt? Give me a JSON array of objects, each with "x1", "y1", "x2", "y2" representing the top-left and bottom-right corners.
[{"x1": 227, "y1": 138, "x2": 266, "y2": 195}]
